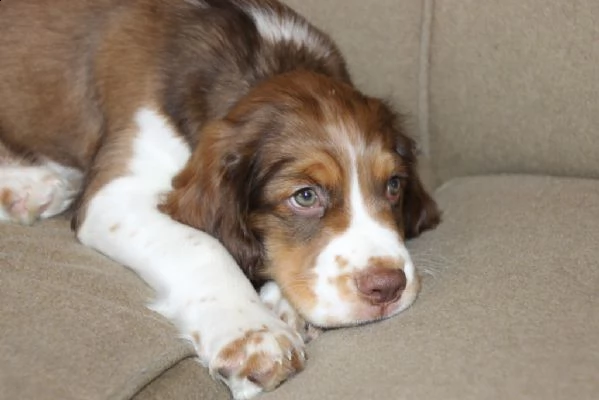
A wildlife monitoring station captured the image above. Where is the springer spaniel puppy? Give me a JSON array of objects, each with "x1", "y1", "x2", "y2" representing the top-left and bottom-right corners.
[{"x1": 0, "y1": 0, "x2": 440, "y2": 398}]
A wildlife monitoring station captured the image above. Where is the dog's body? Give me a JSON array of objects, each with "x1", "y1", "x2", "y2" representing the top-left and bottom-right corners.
[{"x1": 0, "y1": 0, "x2": 440, "y2": 398}]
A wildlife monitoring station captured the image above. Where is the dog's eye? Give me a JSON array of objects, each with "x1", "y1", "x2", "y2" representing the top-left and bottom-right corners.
[
  {"x1": 292, "y1": 188, "x2": 319, "y2": 208},
  {"x1": 288, "y1": 187, "x2": 325, "y2": 218},
  {"x1": 386, "y1": 176, "x2": 403, "y2": 202}
]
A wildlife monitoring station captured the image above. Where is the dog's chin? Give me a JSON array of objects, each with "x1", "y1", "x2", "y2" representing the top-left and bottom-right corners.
[{"x1": 296, "y1": 281, "x2": 421, "y2": 330}]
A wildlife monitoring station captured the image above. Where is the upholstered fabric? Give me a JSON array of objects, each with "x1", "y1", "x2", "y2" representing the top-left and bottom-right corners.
[
  {"x1": 3, "y1": 176, "x2": 598, "y2": 400},
  {"x1": 428, "y1": 0, "x2": 599, "y2": 182},
  {"x1": 0, "y1": 217, "x2": 219, "y2": 400},
  {"x1": 133, "y1": 359, "x2": 228, "y2": 400}
]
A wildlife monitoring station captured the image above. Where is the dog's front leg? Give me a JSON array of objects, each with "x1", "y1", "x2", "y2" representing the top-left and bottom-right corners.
[{"x1": 75, "y1": 109, "x2": 305, "y2": 399}]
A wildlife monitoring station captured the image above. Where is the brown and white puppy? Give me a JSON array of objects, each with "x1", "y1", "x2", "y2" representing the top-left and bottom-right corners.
[{"x1": 0, "y1": 0, "x2": 440, "y2": 398}]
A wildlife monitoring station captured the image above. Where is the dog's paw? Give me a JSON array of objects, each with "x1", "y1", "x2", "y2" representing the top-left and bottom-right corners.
[
  {"x1": 179, "y1": 300, "x2": 306, "y2": 400},
  {"x1": 0, "y1": 167, "x2": 73, "y2": 225},
  {"x1": 260, "y1": 281, "x2": 322, "y2": 343},
  {"x1": 210, "y1": 320, "x2": 305, "y2": 399}
]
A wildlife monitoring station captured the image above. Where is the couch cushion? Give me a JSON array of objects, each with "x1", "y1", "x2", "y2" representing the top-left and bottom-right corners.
[
  {"x1": 0, "y1": 217, "x2": 227, "y2": 400},
  {"x1": 429, "y1": 0, "x2": 599, "y2": 182},
  {"x1": 261, "y1": 175, "x2": 599, "y2": 400},
  {"x1": 3, "y1": 177, "x2": 598, "y2": 400}
]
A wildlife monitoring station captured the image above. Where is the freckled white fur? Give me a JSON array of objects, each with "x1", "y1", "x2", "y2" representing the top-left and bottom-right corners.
[
  {"x1": 0, "y1": 160, "x2": 82, "y2": 224},
  {"x1": 76, "y1": 108, "x2": 303, "y2": 400},
  {"x1": 260, "y1": 281, "x2": 323, "y2": 343},
  {"x1": 308, "y1": 144, "x2": 416, "y2": 326},
  {"x1": 244, "y1": 6, "x2": 330, "y2": 58}
]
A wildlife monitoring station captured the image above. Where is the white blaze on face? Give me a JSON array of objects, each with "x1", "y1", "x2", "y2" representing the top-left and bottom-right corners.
[{"x1": 306, "y1": 146, "x2": 415, "y2": 327}]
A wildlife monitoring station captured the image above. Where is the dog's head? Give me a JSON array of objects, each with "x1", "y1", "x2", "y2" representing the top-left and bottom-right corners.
[{"x1": 161, "y1": 71, "x2": 440, "y2": 328}]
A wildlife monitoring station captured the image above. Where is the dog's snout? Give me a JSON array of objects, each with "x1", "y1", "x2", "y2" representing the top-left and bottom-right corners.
[{"x1": 355, "y1": 267, "x2": 406, "y2": 305}]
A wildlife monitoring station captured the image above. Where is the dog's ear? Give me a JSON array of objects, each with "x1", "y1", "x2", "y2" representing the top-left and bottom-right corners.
[
  {"x1": 159, "y1": 120, "x2": 263, "y2": 279},
  {"x1": 396, "y1": 135, "x2": 442, "y2": 239},
  {"x1": 376, "y1": 100, "x2": 441, "y2": 239}
]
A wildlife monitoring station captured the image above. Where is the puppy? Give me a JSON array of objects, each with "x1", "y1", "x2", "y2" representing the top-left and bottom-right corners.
[{"x1": 0, "y1": 0, "x2": 440, "y2": 398}]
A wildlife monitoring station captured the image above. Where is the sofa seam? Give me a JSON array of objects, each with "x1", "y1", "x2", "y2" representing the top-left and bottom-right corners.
[
  {"x1": 418, "y1": 0, "x2": 434, "y2": 157},
  {"x1": 109, "y1": 346, "x2": 198, "y2": 400},
  {"x1": 128, "y1": 354, "x2": 202, "y2": 400}
]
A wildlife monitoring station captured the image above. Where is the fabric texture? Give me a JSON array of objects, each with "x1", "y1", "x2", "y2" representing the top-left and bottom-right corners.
[
  {"x1": 429, "y1": 0, "x2": 599, "y2": 183},
  {"x1": 3, "y1": 176, "x2": 598, "y2": 399},
  {"x1": 133, "y1": 358, "x2": 228, "y2": 400},
  {"x1": 0, "y1": 217, "x2": 219, "y2": 400}
]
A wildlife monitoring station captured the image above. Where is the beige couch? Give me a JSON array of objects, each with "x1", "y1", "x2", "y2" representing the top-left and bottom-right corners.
[{"x1": 2, "y1": 1, "x2": 598, "y2": 399}]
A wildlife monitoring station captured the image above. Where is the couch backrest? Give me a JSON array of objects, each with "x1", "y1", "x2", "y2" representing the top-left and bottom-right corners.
[
  {"x1": 429, "y1": 0, "x2": 599, "y2": 183},
  {"x1": 285, "y1": 0, "x2": 599, "y2": 185}
]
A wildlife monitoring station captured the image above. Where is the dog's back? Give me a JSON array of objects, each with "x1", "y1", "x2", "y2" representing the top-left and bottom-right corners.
[
  {"x1": 0, "y1": 0, "x2": 348, "y2": 169},
  {"x1": 0, "y1": 0, "x2": 121, "y2": 168}
]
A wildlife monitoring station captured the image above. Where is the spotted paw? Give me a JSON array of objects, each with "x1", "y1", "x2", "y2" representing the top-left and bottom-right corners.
[
  {"x1": 211, "y1": 323, "x2": 305, "y2": 399},
  {"x1": 181, "y1": 301, "x2": 307, "y2": 400}
]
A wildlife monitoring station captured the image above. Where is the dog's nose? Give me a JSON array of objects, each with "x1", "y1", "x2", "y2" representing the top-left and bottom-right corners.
[{"x1": 355, "y1": 267, "x2": 406, "y2": 304}]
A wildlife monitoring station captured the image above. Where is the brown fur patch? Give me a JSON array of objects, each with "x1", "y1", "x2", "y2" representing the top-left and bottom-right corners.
[
  {"x1": 332, "y1": 273, "x2": 354, "y2": 301},
  {"x1": 261, "y1": 242, "x2": 319, "y2": 317},
  {"x1": 0, "y1": 189, "x2": 14, "y2": 208},
  {"x1": 191, "y1": 331, "x2": 201, "y2": 346},
  {"x1": 249, "y1": 334, "x2": 264, "y2": 346},
  {"x1": 335, "y1": 255, "x2": 349, "y2": 269},
  {"x1": 217, "y1": 332, "x2": 253, "y2": 363}
]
